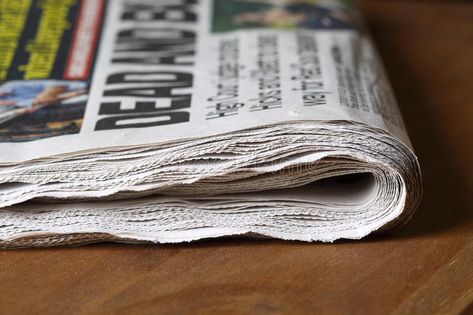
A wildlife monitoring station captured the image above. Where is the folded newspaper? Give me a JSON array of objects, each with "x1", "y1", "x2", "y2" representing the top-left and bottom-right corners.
[{"x1": 0, "y1": 0, "x2": 421, "y2": 247}]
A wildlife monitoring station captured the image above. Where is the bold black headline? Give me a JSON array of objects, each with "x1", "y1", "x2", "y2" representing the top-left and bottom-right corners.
[{"x1": 95, "y1": 0, "x2": 197, "y2": 131}]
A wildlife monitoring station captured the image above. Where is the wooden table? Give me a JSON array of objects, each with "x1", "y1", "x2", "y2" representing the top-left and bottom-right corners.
[{"x1": 1, "y1": 1, "x2": 472, "y2": 314}]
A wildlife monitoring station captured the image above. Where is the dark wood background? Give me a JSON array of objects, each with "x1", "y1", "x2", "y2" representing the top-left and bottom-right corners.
[{"x1": 1, "y1": 1, "x2": 472, "y2": 314}]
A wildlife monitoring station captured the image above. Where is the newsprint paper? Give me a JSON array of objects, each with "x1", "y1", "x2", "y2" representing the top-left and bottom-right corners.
[{"x1": 0, "y1": 0, "x2": 421, "y2": 247}]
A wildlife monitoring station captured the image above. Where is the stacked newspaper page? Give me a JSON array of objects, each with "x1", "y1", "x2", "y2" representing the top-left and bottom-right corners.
[{"x1": 0, "y1": 0, "x2": 421, "y2": 247}]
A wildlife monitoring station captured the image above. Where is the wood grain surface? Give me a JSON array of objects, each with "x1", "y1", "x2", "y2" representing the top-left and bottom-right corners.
[{"x1": 1, "y1": 1, "x2": 472, "y2": 314}]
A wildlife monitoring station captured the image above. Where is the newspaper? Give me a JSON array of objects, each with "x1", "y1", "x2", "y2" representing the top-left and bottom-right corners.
[{"x1": 0, "y1": 0, "x2": 421, "y2": 248}]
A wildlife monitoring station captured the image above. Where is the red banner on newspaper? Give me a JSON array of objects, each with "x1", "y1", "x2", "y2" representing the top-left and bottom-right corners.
[{"x1": 65, "y1": 0, "x2": 106, "y2": 80}]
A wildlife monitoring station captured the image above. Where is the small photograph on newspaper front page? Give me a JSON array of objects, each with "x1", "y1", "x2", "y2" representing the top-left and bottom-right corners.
[{"x1": 212, "y1": 0, "x2": 362, "y2": 32}]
